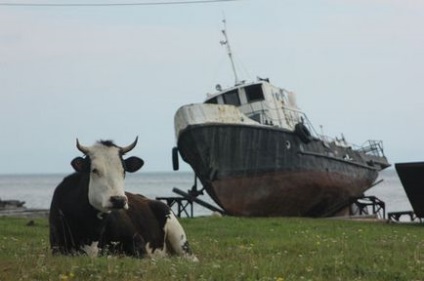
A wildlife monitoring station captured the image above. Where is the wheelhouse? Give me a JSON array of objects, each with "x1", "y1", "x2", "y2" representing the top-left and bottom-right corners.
[{"x1": 204, "y1": 81, "x2": 304, "y2": 131}]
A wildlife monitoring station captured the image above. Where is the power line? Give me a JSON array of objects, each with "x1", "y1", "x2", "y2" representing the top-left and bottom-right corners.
[{"x1": 0, "y1": 0, "x2": 243, "y2": 7}]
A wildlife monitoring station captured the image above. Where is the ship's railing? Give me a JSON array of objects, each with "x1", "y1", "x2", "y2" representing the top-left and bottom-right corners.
[
  {"x1": 242, "y1": 103, "x2": 386, "y2": 155},
  {"x1": 296, "y1": 112, "x2": 319, "y2": 137},
  {"x1": 356, "y1": 140, "x2": 386, "y2": 157},
  {"x1": 243, "y1": 102, "x2": 319, "y2": 136}
]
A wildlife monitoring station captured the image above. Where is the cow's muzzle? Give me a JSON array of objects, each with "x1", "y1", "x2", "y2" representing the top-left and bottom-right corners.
[{"x1": 110, "y1": 196, "x2": 128, "y2": 209}]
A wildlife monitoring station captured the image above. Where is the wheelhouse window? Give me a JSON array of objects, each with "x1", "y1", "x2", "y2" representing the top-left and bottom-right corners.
[
  {"x1": 223, "y1": 90, "x2": 241, "y2": 106},
  {"x1": 245, "y1": 84, "x2": 264, "y2": 103},
  {"x1": 205, "y1": 97, "x2": 218, "y2": 104}
]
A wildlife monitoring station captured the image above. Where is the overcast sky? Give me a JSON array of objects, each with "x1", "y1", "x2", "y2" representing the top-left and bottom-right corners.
[{"x1": 0, "y1": 0, "x2": 423, "y2": 174}]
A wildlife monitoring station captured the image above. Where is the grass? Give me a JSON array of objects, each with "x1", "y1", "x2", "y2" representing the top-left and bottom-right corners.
[{"x1": 0, "y1": 216, "x2": 423, "y2": 280}]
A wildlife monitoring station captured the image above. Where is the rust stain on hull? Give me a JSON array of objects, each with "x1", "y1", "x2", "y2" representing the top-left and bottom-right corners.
[{"x1": 207, "y1": 170, "x2": 376, "y2": 217}]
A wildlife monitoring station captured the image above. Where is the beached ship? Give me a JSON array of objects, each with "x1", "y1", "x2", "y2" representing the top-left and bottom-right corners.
[{"x1": 173, "y1": 21, "x2": 390, "y2": 217}]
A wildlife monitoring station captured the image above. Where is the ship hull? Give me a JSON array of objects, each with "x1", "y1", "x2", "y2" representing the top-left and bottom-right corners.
[{"x1": 177, "y1": 123, "x2": 383, "y2": 217}]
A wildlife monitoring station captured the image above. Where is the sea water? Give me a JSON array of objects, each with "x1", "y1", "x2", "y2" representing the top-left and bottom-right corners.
[
  {"x1": 0, "y1": 171, "x2": 214, "y2": 217},
  {"x1": 0, "y1": 169, "x2": 412, "y2": 217}
]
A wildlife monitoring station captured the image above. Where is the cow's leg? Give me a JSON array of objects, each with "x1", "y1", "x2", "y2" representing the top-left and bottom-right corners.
[
  {"x1": 126, "y1": 233, "x2": 146, "y2": 258},
  {"x1": 164, "y1": 212, "x2": 198, "y2": 262},
  {"x1": 50, "y1": 208, "x2": 78, "y2": 255}
]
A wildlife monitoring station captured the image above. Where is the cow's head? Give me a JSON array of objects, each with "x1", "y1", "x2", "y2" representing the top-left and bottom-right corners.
[{"x1": 70, "y1": 137, "x2": 144, "y2": 213}]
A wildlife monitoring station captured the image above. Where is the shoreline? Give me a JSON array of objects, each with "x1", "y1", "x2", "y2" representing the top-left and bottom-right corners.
[{"x1": 0, "y1": 208, "x2": 49, "y2": 218}]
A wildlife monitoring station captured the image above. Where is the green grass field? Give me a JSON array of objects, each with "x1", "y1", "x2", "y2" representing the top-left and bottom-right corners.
[{"x1": 0, "y1": 216, "x2": 423, "y2": 280}]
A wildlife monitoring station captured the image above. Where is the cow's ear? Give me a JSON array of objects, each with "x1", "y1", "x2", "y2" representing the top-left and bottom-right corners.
[
  {"x1": 71, "y1": 157, "x2": 88, "y2": 173},
  {"x1": 124, "y1": 157, "x2": 144, "y2": 173}
]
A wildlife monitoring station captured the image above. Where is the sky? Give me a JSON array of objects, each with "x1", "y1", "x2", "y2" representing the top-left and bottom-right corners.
[{"x1": 0, "y1": 0, "x2": 423, "y2": 174}]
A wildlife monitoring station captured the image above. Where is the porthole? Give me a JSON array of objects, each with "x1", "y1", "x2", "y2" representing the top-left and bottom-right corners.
[{"x1": 285, "y1": 140, "x2": 291, "y2": 149}]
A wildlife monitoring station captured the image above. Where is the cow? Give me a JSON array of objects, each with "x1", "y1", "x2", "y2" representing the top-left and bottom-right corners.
[{"x1": 49, "y1": 137, "x2": 197, "y2": 261}]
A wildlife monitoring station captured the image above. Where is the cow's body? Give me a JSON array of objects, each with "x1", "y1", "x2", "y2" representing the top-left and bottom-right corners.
[
  {"x1": 104, "y1": 192, "x2": 193, "y2": 258},
  {"x1": 49, "y1": 138, "x2": 197, "y2": 261}
]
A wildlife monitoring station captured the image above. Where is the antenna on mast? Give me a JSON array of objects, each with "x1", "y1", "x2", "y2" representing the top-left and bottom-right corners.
[{"x1": 220, "y1": 18, "x2": 240, "y2": 85}]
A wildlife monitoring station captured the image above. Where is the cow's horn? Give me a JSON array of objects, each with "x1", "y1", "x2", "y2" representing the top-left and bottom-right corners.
[
  {"x1": 76, "y1": 138, "x2": 90, "y2": 155},
  {"x1": 120, "y1": 136, "x2": 138, "y2": 154}
]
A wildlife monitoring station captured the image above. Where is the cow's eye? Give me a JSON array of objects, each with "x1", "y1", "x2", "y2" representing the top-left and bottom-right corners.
[{"x1": 92, "y1": 168, "x2": 100, "y2": 175}]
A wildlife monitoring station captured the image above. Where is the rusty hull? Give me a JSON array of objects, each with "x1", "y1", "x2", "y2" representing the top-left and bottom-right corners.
[{"x1": 206, "y1": 170, "x2": 376, "y2": 217}]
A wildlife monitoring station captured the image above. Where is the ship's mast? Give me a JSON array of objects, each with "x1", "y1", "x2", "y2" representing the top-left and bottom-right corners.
[{"x1": 220, "y1": 18, "x2": 240, "y2": 85}]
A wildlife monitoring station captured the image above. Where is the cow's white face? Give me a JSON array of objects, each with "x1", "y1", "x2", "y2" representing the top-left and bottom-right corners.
[
  {"x1": 87, "y1": 143, "x2": 127, "y2": 213},
  {"x1": 71, "y1": 138, "x2": 144, "y2": 213}
]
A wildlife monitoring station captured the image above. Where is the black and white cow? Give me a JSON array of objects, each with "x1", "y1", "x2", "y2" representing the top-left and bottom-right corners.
[{"x1": 49, "y1": 137, "x2": 197, "y2": 261}]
